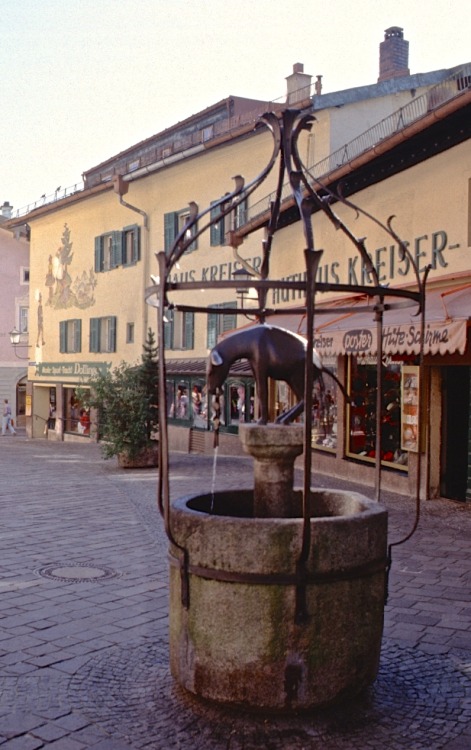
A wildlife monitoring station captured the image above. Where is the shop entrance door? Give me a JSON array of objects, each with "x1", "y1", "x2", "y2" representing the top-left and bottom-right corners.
[{"x1": 440, "y1": 366, "x2": 470, "y2": 501}]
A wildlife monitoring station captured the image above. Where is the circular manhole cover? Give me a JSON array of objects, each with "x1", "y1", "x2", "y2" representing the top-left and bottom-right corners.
[{"x1": 37, "y1": 562, "x2": 119, "y2": 583}]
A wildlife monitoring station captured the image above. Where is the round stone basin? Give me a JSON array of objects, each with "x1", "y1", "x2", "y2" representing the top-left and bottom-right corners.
[{"x1": 169, "y1": 488, "x2": 388, "y2": 711}]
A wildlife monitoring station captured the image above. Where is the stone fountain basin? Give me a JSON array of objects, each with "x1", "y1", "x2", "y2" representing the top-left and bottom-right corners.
[{"x1": 169, "y1": 489, "x2": 388, "y2": 711}]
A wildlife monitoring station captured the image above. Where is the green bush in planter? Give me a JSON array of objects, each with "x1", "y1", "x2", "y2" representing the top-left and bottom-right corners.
[{"x1": 79, "y1": 329, "x2": 158, "y2": 461}]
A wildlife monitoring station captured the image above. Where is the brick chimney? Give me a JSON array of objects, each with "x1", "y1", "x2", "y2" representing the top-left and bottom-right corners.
[
  {"x1": 0, "y1": 201, "x2": 13, "y2": 220},
  {"x1": 286, "y1": 63, "x2": 312, "y2": 104},
  {"x1": 378, "y1": 26, "x2": 410, "y2": 82}
]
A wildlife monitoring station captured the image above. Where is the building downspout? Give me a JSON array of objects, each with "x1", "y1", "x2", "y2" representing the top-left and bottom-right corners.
[{"x1": 113, "y1": 175, "x2": 151, "y2": 337}]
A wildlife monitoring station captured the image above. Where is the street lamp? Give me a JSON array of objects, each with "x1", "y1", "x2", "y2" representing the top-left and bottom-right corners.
[{"x1": 9, "y1": 328, "x2": 29, "y2": 359}]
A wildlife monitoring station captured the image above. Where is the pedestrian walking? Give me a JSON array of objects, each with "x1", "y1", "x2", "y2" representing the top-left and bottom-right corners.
[{"x1": 2, "y1": 399, "x2": 16, "y2": 435}]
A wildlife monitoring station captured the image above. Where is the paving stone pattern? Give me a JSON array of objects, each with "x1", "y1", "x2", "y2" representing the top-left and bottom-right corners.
[{"x1": 0, "y1": 434, "x2": 470, "y2": 748}]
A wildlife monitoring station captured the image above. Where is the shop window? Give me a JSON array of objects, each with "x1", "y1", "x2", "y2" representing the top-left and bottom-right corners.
[
  {"x1": 164, "y1": 309, "x2": 194, "y2": 350},
  {"x1": 165, "y1": 376, "x2": 254, "y2": 433},
  {"x1": 166, "y1": 378, "x2": 208, "y2": 425},
  {"x1": 167, "y1": 379, "x2": 191, "y2": 421},
  {"x1": 207, "y1": 302, "x2": 237, "y2": 349},
  {"x1": 227, "y1": 381, "x2": 255, "y2": 426},
  {"x1": 311, "y1": 360, "x2": 339, "y2": 451},
  {"x1": 90, "y1": 316, "x2": 117, "y2": 353},
  {"x1": 48, "y1": 387, "x2": 56, "y2": 429},
  {"x1": 64, "y1": 388, "x2": 90, "y2": 435},
  {"x1": 164, "y1": 208, "x2": 198, "y2": 255},
  {"x1": 191, "y1": 380, "x2": 208, "y2": 429},
  {"x1": 347, "y1": 356, "x2": 408, "y2": 469},
  {"x1": 210, "y1": 380, "x2": 254, "y2": 433},
  {"x1": 59, "y1": 319, "x2": 82, "y2": 353}
]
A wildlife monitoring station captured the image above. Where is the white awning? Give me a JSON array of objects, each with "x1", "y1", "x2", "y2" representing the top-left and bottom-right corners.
[{"x1": 263, "y1": 284, "x2": 471, "y2": 357}]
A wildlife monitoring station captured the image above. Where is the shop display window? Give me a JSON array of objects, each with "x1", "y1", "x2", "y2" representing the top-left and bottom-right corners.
[
  {"x1": 165, "y1": 377, "x2": 209, "y2": 428},
  {"x1": 64, "y1": 387, "x2": 90, "y2": 435},
  {"x1": 311, "y1": 359, "x2": 339, "y2": 451},
  {"x1": 347, "y1": 356, "x2": 408, "y2": 469}
]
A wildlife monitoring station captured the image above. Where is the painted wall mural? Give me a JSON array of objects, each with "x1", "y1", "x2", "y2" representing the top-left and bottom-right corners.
[{"x1": 45, "y1": 224, "x2": 96, "y2": 309}]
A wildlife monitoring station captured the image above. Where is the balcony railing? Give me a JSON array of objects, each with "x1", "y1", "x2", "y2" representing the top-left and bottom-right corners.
[{"x1": 246, "y1": 64, "x2": 471, "y2": 225}]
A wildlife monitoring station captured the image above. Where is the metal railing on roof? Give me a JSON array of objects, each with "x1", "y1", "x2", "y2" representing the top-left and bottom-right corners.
[
  {"x1": 247, "y1": 64, "x2": 471, "y2": 224},
  {"x1": 13, "y1": 182, "x2": 84, "y2": 219}
]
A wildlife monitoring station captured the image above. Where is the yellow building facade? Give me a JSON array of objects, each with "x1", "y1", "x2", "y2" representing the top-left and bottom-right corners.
[{"x1": 7, "y1": 55, "x2": 471, "y2": 502}]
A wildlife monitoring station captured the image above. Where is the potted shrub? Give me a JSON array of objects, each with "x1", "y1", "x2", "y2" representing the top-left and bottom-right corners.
[{"x1": 80, "y1": 329, "x2": 159, "y2": 467}]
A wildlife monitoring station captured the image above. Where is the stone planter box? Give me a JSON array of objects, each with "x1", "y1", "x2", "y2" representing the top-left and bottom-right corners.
[
  {"x1": 117, "y1": 443, "x2": 159, "y2": 469},
  {"x1": 169, "y1": 488, "x2": 388, "y2": 711}
]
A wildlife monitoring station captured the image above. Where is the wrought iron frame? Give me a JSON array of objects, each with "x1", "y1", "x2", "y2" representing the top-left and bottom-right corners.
[{"x1": 146, "y1": 109, "x2": 429, "y2": 620}]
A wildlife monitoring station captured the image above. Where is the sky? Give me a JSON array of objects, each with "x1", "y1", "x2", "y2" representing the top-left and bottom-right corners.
[{"x1": 0, "y1": 0, "x2": 469, "y2": 213}]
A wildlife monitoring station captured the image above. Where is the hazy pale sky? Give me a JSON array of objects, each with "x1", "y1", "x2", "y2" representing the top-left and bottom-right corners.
[{"x1": 0, "y1": 0, "x2": 469, "y2": 212}]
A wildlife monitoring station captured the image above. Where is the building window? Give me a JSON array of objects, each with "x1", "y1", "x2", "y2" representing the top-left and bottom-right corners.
[
  {"x1": 94, "y1": 226, "x2": 140, "y2": 271},
  {"x1": 164, "y1": 309, "x2": 194, "y2": 350},
  {"x1": 207, "y1": 302, "x2": 236, "y2": 350},
  {"x1": 202, "y1": 124, "x2": 214, "y2": 142},
  {"x1": 234, "y1": 198, "x2": 248, "y2": 229},
  {"x1": 210, "y1": 198, "x2": 228, "y2": 246},
  {"x1": 20, "y1": 267, "x2": 30, "y2": 284},
  {"x1": 90, "y1": 316, "x2": 117, "y2": 353},
  {"x1": 59, "y1": 319, "x2": 82, "y2": 353},
  {"x1": 19, "y1": 306, "x2": 29, "y2": 333},
  {"x1": 164, "y1": 208, "x2": 198, "y2": 255},
  {"x1": 122, "y1": 225, "x2": 140, "y2": 265},
  {"x1": 209, "y1": 197, "x2": 247, "y2": 245},
  {"x1": 126, "y1": 322, "x2": 135, "y2": 343}
]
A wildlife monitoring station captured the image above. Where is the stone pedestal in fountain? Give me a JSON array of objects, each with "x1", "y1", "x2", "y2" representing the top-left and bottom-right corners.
[
  {"x1": 169, "y1": 424, "x2": 388, "y2": 711},
  {"x1": 239, "y1": 423, "x2": 304, "y2": 517}
]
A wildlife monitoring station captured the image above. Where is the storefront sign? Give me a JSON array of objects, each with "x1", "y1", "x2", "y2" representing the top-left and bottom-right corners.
[
  {"x1": 342, "y1": 329, "x2": 374, "y2": 353},
  {"x1": 313, "y1": 319, "x2": 467, "y2": 357},
  {"x1": 36, "y1": 361, "x2": 111, "y2": 378}
]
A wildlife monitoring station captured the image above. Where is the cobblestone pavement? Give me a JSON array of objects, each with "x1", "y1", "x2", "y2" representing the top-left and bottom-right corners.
[{"x1": 0, "y1": 433, "x2": 470, "y2": 749}]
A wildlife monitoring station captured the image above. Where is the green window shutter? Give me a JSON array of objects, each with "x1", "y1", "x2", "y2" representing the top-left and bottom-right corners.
[
  {"x1": 111, "y1": 231, "x2": 121, "y2": 268},
  {"x1": 90, "y1": 318, "x2": 100, "y2": 352},
  {"x1": 164, "y1": 212, "x2": 178, "y2": 255},
  {"x1": 188, "y1": 221, "x2": 198, "y2": 253},
  {"x1": 222, "y1": 301, "x2": 236, "y2": 334},
  {"x1": 133, "y1": 226, "x2": 140, "y2": 262},
  {"x1": 94, "y1": 237, "x2": 103, "y2": 272},
  {"x1": 183, "y1": 312, "x2": 194, "y2": 349},
  {"x1": 74, "y1": 319, "x2": 82, "y2": 353},
  {"x1": 59, "y1": 321, "x2": 67, "y2": 353},
  {"x1": 164, "y1": 308, "x2": 174, "y2": 349},
  {"x1": 207, "y1": 310, "x2": 218, "y2": 350},
  {"x1": 210, "y1": 201, "x2": 222, "y2": 246},
  {"x1": 108, "y1": 316, "x2": 117, "y2": 352}
]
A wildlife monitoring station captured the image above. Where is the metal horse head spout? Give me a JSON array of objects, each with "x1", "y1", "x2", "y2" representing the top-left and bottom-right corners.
[{"x1": 207, "y1": 324, "x2": 348, "y2": 425}]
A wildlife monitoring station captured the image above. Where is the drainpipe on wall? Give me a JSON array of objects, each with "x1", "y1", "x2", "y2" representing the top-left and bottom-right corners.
[{"x1": 113, "y1": 175, "x2": 151, "y2": 340}]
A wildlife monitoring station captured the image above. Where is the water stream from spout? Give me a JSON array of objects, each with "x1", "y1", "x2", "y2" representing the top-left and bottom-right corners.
[{"x1": 210, "y1": 445, "x2": 219, "y2": 513}]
